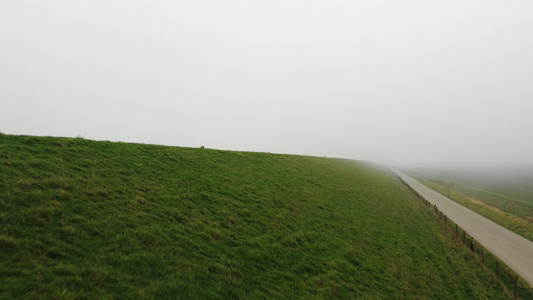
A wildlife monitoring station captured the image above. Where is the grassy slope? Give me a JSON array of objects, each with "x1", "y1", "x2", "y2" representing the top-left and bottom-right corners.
[
  {"x1": 416, "y1": 178, "x2": 533, "y2": 243},
  {"x1": 0, "y1": 134, "x2": 507, "y2": 299}
]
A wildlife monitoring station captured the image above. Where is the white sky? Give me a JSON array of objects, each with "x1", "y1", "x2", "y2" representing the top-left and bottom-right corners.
[{"x1": 1, "y1": 1, "x2": 532, "y2": 165}]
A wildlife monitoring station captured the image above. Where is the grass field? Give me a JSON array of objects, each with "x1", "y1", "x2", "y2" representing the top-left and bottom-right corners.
[
  {"x1": 0, "y1": 134, "x2": 512, "y2": 298},
  {"x1": 416, "y1": 177, "x2": 533, "y2": 243}
]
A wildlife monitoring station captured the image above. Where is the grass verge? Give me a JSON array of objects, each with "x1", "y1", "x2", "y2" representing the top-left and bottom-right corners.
[{"x1": 406, "y1": 191, "x2": 533, "y2": 299}]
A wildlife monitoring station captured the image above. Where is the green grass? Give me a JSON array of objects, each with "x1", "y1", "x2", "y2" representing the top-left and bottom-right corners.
[
  {"x1": 442, "y1": 178, "x2": 533, "y2": 222},
  {"x1": 423, "y1": 209, "x2": 533, "y2": 299},
  {"x1": 0, "y1": 134, "x2": 512, "y2": 298},
  {"x1": 416, "y1": 178, "x2": 533, "y2": 243}
]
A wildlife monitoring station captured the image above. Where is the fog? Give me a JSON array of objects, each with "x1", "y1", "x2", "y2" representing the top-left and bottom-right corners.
[
  {"x1": 2, "y1": 1, "x2": 533, "y2": 165},
  {"x1": 399, "y1": 163, "x2": 533, "y2": 196}
]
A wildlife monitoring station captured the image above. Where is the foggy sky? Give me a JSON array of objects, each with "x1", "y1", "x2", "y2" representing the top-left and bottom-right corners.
[{"x1": 2, "y1": 1, "x2": 532, "y2": 165}]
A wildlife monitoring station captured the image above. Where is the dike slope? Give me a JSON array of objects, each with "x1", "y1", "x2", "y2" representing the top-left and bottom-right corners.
[{"x1": 0, "y1": 134, "x2": 508, "y2": 298}]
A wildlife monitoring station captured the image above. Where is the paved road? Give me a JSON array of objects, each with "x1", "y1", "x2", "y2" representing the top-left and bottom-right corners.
[{"x1": 391, "y1": 169, "x2": 533, "y2": 287}]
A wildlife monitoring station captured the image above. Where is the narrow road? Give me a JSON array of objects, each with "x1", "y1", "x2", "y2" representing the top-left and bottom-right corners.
[{"x1": 391, "y1": 169, "x2": 533, "y2": 287}]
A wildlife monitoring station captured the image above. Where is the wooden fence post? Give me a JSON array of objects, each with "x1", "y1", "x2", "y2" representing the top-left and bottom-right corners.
[
  {"x1": 482, "y1": 247, "x2": 485, "y2": 264},
  {"x1": 515, "y1": 275, "x2": 519, "y2": 299},
  {"x1": 470, "y1": 238, "x2": 476, "y2": 255},
  {"x1": 463, "y1": 230, "x2": 466, "y2": 244},
  {"x1": 444, "y1": 215, "x2": 447, "y2": 224},
  {"x1": 496, "y1": 261, "x2": 499, "y2": 278},
  {"x1": 456, "y1": 224, "x2": 458, "y2": 235}
]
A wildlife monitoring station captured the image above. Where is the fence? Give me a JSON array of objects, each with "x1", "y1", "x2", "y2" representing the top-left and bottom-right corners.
[{"x1": 396, "y1": 175, "x2": 533, "y2": 299}]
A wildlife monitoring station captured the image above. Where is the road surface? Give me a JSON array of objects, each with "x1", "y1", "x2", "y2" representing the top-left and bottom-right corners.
[{"x1": 391, "y1": 169, "x2": 533, "y2": 287}]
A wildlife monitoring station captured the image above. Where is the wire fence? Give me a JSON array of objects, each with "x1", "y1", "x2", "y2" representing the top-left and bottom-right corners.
[{"x1": 397, "y1": 175, "x2": 533, "y2": 299}]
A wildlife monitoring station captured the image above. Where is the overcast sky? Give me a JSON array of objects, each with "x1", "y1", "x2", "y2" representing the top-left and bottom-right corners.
[{"x1": 2, "y1": 1, "x2": 532, "y2": 165}]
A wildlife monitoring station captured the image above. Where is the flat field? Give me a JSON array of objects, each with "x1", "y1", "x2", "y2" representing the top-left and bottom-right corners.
[
  {"x1": 0, "y1": 134, "x2": 509, "y2": 298},
  {"x1": 416, "y1": 177, "x2": 533, "y2": 243}
]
